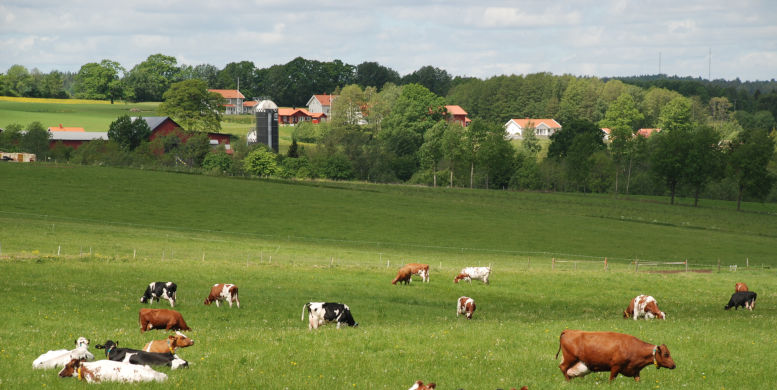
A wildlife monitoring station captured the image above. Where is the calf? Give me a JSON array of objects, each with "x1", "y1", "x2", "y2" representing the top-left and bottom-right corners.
[
  {"x1": 33, "y1": 337, "x2": 94, "y2": 369},
  {"x1": 139, "y1": 308, "x2": 191, "y2": 333},
  {"x1": 140, "y1": 282, "x2": 177, "y2": 307},
  {"x1": 623, "y1": 295, "x2": 666, "y2": 320},
  {"x1": 408, "y1": 380, "x2": 436, "y2": 390},
  {"x1": 556, "y1": 330, "x2": 675, "y2": 382},
  {"x1": 302, "y1": 302, "x2": 358, "y2": 330},
  {"x1": 95, "y1": 340, "x2": 188, "y2": 369},
  {"x1": 392, "y1": 265, "x2": 413, "y2": 285},
  {"x1": 58, "y1": 358, "x2": 167, "y2": 383},
  {"x1": 204, "y1": 283, "x2": 240, "y2": 308},
  {"x1": 143, "y1": 331, "x2": 195, "y2": 354},
  {"x1": 457, "y1": 296, "x2": 476, "y2": 319},
  {"x1": 735, "y1": 282, "x2": 749, "y2": 292},
  {"x1": 725, "y1": 291, "x2": 757, "y2": 310},
  {"x1": 454, "y1": 266, "x2": 491, "y2": 284}
]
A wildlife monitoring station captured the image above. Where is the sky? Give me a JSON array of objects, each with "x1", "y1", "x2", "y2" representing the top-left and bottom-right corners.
[{"x1": 1, "y1": 0, "x2": 776, "y2": 81}]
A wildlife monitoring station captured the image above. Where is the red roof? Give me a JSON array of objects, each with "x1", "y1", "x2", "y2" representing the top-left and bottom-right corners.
[
  {"x1": 47, "y1": 124, "x2": 84, "y2": 132},
  {"x1": 279, "y1": 108, "x2": 313, "y2": 116},
  {"x1": 637, "y1": 128, "x2": 661, "y2": 137},
  {"x1": 313, "y1": 94, "x2": 335, "y2": 106},
  {"x1": 208, "y1": 89, "x2": 245, "y2": 99},
  {"x1": 243, "y1": 101, "x2": 258, "y2": 107},
  {"x1": 509, "y1": 118, "x2": 562, "y2": 129},
  {"x1": 309, "y1": 112, "x2": 327, "y2": 119},
  {"x1": 445, "y1": 105, "x2": 468, "y2": 116}
]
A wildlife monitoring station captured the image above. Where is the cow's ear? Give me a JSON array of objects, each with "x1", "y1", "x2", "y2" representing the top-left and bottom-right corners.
[
  {"x1": 74, "y1": 339, "x2": 78, "y2": 345},
  {"x1": 656, "y1": 345, "x2": 662, "y2": 354},
  {"x1": 168, "y1": 335, "x2": 176, "y2": 340}
]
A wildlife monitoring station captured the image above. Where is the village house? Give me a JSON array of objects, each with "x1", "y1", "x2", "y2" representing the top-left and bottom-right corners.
[
  {"x1": 503, "y1": 118, "x2": 562, "y2": 139},
  {"x1": 306, "y1": 94, "x2": 336, "y2": 119},
  {"x1": 445, "y1": 105, "x2": 471, "y2": 127},
  {"x1": 208, "y1": 89, "x2": 257, "y2": 115},
  {"x1": 637, "y1": 128, "x2": 661, "y2": 138}
]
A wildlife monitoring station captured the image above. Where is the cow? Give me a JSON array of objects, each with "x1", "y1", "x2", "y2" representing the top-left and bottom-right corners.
[
  {"x1": 302, "y1": 302, "x2": 358, "y2": 330},
  {"x1": 95, "y1": 340, "x2": 188, "y2": 369},
  {"x1": 139, "y1": 308, "x2": 191, "y2": 333},
  {"x1": 555, "y1": 330, "x2": 675, "y2": 382},
  {"x1": 143, "y1": 331, "x2": 195, "y2": 354},
  {"x1": 405, "y1": 263, "x2": 430, "y2": 282},
  {"x1": 33, "y1": 337, "x2": 94, "y2": 369},
  {"x1": 623, "y1": 295, "x2": 666, "y2": 320},
  {"x1": 735, "y1": 282, "x2": 749, "y2": 292},
  {"x1": 457, "y1": 296, "x2": 476, "y2": 319},
  {"x1": 58, "y1": 358, "x2": 167, "y2": 383},
  {"x1": 725, "y1": 291, "x2": 757, "y2": 310},
  {"x1": 204, "y1": 283, "x2": 240, "y2": 308},
  {"x1": 140, "y1": 282, "x2": 177, "y2": 308},
  {"x1": 408, "y1": 380, "x2": 436, "y2": 390},
  {"x1": 392, "y1": 265, "x2": 413, "y2": 285},
  {"x1": 453, "y1": 266, "x2": 491, "y2": 284}
]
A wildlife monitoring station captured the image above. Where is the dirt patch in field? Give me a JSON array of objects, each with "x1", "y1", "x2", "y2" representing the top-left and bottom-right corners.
[{"x1": 645, "y1": 269, "x2": 713, "y2": 274}]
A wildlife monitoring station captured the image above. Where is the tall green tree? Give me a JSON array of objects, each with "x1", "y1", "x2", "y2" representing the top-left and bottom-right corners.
[
  {"x1": 215, "y1": 61, "x2": 257, "y2": 98},
  {"x1": 4, "y1": 65, "x2": 33, "y2": 96},
  {"x1": 124, "y1": 54, "x2": 181, "y2": 101},
  {"x1": 401, "y1": 65, "x2": 452, "y2": 97},
  {"x1": 684, "y1": 125, "x2": 724, "y2": 206},
  {"x1": 74, "y1": 59, "x2": 125, "y2": 102},
  {"x1": 599, "y1": 93, "x2": 644, "y2": 194},
  {"x1": 477, "y1": 124, "x2": 515, "y2": 189},
  {"x1": 417, "y1": 121, "x2": 448, "y2": 187},
  {"x1": 355, "y1": 62, "x2": 400, "y2": 89},
  {"x1": 21, "y1": 121, "x2": 50, "y2": 158},
  {"x1": 462, "y1": 120, "x2": 489, "y2": 188},
  {"x1": 159, "y1": 79, "x2": 224, "y2": 132},
  {"x1": 727, "y1": 128, "x2": 775, "y2": 211},
  {"x1": 107, "y1": 115, "x2": 151, "y2": 151}
]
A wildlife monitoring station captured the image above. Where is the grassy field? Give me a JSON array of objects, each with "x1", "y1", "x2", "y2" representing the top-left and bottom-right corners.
[{"x1": 1, "y1": 164, "x2": 776, "y2": 389}]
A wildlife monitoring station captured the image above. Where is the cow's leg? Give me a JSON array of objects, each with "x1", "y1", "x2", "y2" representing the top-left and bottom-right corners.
[
  {"x1": 235, "y1": 297, "x2": 240, "y2": 308},
  {"x1": 608, "y1": 366, "x2": 620, "y2": 381},
  {"x1": 215, "y1": 300, "x2": 220, "y2": 308},
  {"x1": 559, "y1": 358, "x2": 574, "y2": 381},
  {"x1": 168, "y1": 297, "x2": 175, "y2": 308}
]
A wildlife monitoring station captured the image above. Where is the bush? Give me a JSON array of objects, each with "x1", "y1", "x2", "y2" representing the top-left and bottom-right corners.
[
  {"x1": 279, "y1": 157, "x2": 313, "y2": 179},
  {"x1": 243, "y1": 148, "x2": 279, "y2": 177},
  {"x1": 315, "y1": 153, "x2": 354, "y2": 180},
  {"x1": 202, "y1": 152, "x2": 233, "y2": 173},
  {"x1": 292, "y1": 121, "x2": 318, "y2": 143}
]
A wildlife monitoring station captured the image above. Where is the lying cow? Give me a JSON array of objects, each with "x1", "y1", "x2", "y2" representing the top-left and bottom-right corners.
[
  {"x1": 140, "y1": 281, "x2": 177, "y2": 308},
  {"x1": 556, "y1": 330, "x2": 675, "y2": 382},
  {"x1": 623, "y1": 295, "x2": 666, "y2": 320},
  {"x1": 735, "y1": 282, "x2": 749, "y2": 292},
  {"x1": 139, "y1": 308, "x2": 191, "y2": 333},
  {"x1": 302, "y1": 302, "x2": 358, "y2": 330},
  {"x1": 58, "y1": 358, "x2": 167, "y2": 383},
  {"x1": 33, "y1": 337, "x2": 94, "y2": 369},
  {"x1": 95, "y1": 340, "x2": 188, "y2": 369},
  {"x1": 457, "y1": 296, "x2": 476, "y2": 319},
  {"x1": 454, "y1": 266, "x2": 491, "y2": 284},
  {"x1": 725, "y1": 291, "x2": 757, "y2": 311},
  {"x1": 204, "y1": 283, "x2": 240, "y2": 308},
  {"x1": 143, "y1": 331, "x2": 195, "y2": 354},
  {"x1": 408, "y1": 380, "x2": 436, "y2": 390}
]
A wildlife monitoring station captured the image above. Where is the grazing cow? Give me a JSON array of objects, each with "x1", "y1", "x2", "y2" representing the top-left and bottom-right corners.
[
  {"x1": 33, "y1": 337, "x2": 94, "y2": 369},
  {"x1": 204, "y1": 283, "x2": 240, "y2": 308},
  {"x1": 725, "y1": 291, "x2": 757, "y2": 311},
  {"x1": 453, "y1": 266, "x2": 491, "y2": 284},
  {"x1": 143, "y1": 331, "x2": 195, "y2": 354},
  {"x1": 405, "y1": 263, "x2": 430, "y2": 282},
  {"x1": 139, "y1": 308, "x2": 191, "y2": 333},
  {"x1": 735, "y1": 282, "x2": 749, "y2": 292},
  {"x1": 302, "y1": 302, "x2": 358, "y2": 330},
  {"x1": 556, "y1": 330, "x2": 675, "y2": 382},
  {"x1": 140, "y1": 282, "x2": 177, "y2": 308},
  {"x1": 457, "y1": 296, "x2": 476, "y2": 319},
  {"x1": 58, "y1": 358, "x2": 167, "y2": 383},
  {"x1": 95, "y1": 340, "x2": 188, "y2": 369},
  {"x1": 623, "y1": 295, "x2": 666, "y2": 320},
  {"x1": 392, "y1": 265, "x2": 413, "y2": 285},
  {"x1": 408, "y1": 380, "x2": 436, "y2": 390}
]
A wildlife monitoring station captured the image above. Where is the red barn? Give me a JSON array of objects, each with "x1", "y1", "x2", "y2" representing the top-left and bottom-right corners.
[{"x1": 134, "y1": 116, "x2": 232, "y2": 154}]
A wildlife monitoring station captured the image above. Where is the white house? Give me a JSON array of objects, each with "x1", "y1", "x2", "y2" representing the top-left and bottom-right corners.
[
  {"x1": 306, "y1": 94, "x2": 336, "y2": 119},
  {"x1": 504, "y1": 118, "x2": 562, "y2": 140},
  {"x1": 208, "y1": 89, "x2": 246, "y2": 115}
]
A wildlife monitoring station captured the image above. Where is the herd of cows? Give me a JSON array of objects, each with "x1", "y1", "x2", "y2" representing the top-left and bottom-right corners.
[{"x1": 29, "y1": 267, "x2": 759, "y2": 386}]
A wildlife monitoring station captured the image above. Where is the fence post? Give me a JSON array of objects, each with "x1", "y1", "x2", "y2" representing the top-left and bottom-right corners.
[
  {"x1": 685, "y1": 259, "x2": 688, "y2": 272},
  {"x1": 635, "y1": 259, "x2": 639, "y2": 273},
  {"x1": 527, "y1": 257, "x2": 531, "y2": 269},
  {"x1": 134, "y1": 249, "x2": 137, "y2": 259},
  {"x1": 574, "y1": 261, "x2": 577, "y2": 271},
  {"x1": 746, "y1": 258, "x2": 749, "y2": 269},
  {"x1": 57, "y1": 245, "x2": 61, "y2": 256},
  {"x1": 604, "y1": 257, "x2": 608, "y2": 271},
  {"x1": 552, "y1": 258, "x2": 555, "y2": 271}
]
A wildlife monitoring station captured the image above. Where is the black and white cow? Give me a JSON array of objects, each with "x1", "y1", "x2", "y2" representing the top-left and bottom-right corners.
[
  {"x1": 301, "y1": 302, "x2": 358, "y2": 330},
  {"x1": 95, "y1": 340, "x2": 188, "y2": 370},
  {"x1": 725, "y1": 291, "x2": 757, "y2": 311},
  {"x1": 140, "y1": 282, "x2": 177, "y2": 308}
]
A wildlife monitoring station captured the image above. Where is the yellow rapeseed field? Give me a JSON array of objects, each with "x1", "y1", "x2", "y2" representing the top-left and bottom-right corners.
[{"x1": 0, "y1": 96, "x2": 112, "y2": 104}]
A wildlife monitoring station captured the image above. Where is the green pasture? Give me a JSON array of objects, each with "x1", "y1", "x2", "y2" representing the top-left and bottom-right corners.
[
  {"x1": 1, "y1": 163, "x2": 776, "y2": 388},
  {"x1": 0, "y1": 100, "x2": 159, "y2": 132}
]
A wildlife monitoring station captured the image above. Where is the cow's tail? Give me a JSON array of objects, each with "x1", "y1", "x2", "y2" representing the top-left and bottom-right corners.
[
  {"x1": 555, "y1": 330, "x2": 566, "y2": 359},
  {"x1": 301, "y1": 303, "x2": 310, "y2": 321}
]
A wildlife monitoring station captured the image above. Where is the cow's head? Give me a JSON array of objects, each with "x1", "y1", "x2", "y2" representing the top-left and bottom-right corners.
[
  {"x1": 341, "y1": 305, "x2": 358, "y2": 327},
  {"x1": 453, "y1": 273, "x2": 470, "y2": 283},
  {"x1": 94, "y1": 340, "x2": 118, "y2": 356},
  {"x1": 58, "y1": 358, "x2": 83, "y2": 378},
  {"x1": 140, "y1": 295, "x2": 149, "y2": 304},
  {"x1": 170, "y1": 331, "x2": 195, "y2": 349},
  {"x1": 653, "y1": 344, "x2": 676, "y2": 370},
  {"x1": 75, "y1": 337, "x2": 90, "y2": 348},
  {"x1": 203, "y1": 297, "x2": 213, "y2": 305}
]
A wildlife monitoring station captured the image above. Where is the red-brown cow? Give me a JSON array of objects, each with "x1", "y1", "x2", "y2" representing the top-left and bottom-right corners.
[
  {"x1": 204, "y1": 283, "x2": 240, "y2": 308},
  {"x1": 735, "y1": 282, "x2": 749, "y2": 292},
  {"x1": 408, "y1": 380, "x2": 436, "y2": 390},
  {"x1": 556, "y1": 330, "x2": 675, "y2": 382},
  {"x1": 392, "y1": 265, "x2": 413, "y2": 285},
  {"x1": 142, "y1": 331, "x2": 194, "y2": 353},
  {"x1": 139, "y1": 309, "x2": 190, "y2": 333}
]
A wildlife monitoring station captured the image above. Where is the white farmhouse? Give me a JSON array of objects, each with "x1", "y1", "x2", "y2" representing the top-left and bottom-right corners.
[{"x1": 504, "y1": 118, "x2": 562, "y2": 140}]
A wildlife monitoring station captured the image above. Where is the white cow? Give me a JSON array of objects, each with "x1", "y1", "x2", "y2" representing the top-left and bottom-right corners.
[
  {"x1": 33, "y1": 337, "x2": 94, "y2": 369},
  {"x1": 454, "y1": 266, "x2": 491, "y2": 284},
  {"x1": 58, "y1": 358, "x2": 167, "y2": 383},
  {"x1": 623, "y1": 295, "x2": 666, "y2": 320}
]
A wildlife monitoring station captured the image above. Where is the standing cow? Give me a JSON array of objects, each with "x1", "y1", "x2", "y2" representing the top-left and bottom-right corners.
[
  {"x1": 301, "y1": 302, "x2": 358, "y2": 330},
  {"x1": 725, "y1": 291, "x2": 757, "y2": 310},
  {"x1": 735, "y1": 282, "x2": 749, "y2": 292},
  {"x1": 623, "y1": 295, "x2": 666, "y2": 320},
  {"x1": 456, "y1": 296, "x2": 476, "y2": 319},
  {"x1": 454, "y1": 266, "x2": 491, "y2": 284},
  {"x1": 140, "y1": 282, "x2": 177, "y2": 308},
  {"x1": 392, "y1": 263, "x2": 429, "y2": 284},
  {"x1": 204, "y1": 283, "x2": 240, "y2": 308},
  {"x1": 556, "y1": 330, "x2": 675, "y2": 382}
]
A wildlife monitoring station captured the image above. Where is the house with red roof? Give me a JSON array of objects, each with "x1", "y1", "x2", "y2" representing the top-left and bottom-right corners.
[
  {"x1": 278, "y1": 107, "x2": 315, "y2": 125},
  {"x1": 445, "y1": 105, "x2": 471, "y2": 127},
  {"x1": 208, "y1": 89, "x2": 246, "y2": 115},
  {"x1": 47, "y1": 124, "x2": 86, "y2": 132},
  {"x1": 504, "y1": 118, "x2": 562, "y2": 139},
  {"x1": 306, "y1": 94, "x2": 336, "y2": 119},
  {"x1": 637, "y1": 128, "x2": 661, "y2": 138}
]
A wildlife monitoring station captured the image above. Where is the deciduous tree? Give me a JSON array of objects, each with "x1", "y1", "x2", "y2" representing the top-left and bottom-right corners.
[
  {"x1": 107, "y1": 115, "x2": 151, "y2": 151},
  {"x1": 159, "y1": 79, "x2": 224, "y2": 132}
]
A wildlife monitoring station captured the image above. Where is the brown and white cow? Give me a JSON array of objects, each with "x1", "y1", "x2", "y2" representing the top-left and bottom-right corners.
[
  {"x1": 556, "y1": 330, "x2": 675, "y2": 382},
  {"x1": 58, "y1": 358, "x2": 167, "y2": 383},
  {"x1": 623, "y1": 295, "x2": 666, "y2": 320},
  {"x1": 143, "y1": 331, "x2": 195, "y2": 354},
  {"x1": 408, "y1": 380, "x2": 436, "y2": 390},
  {"x1": 453, "y1": 266, "x2": 491, "y2": 284},
  {"x1": 139, "y1": 309, "x2": 191, "y2": 333},
  {"x1": 457, "y1": 296, "x2": 476, "y2": 319},
  {"x1": 735, "y1": 282, "x2": 749, "y2": 292},
  {"x1": 392, "y1": 263, "x2": 429, "y2": 284},
  {"x1": 204, "y1": 283, "x2": 240, "y2": 308}
]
